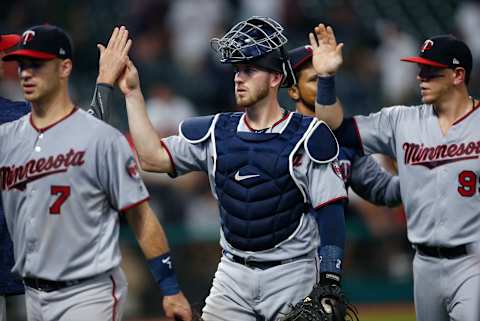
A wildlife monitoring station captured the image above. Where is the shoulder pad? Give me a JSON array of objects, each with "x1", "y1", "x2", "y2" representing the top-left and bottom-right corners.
[
  {"x1": 179, "y1": 115, "x2": 217, "y2": 143},
  {"x1": 304, "y1": 120, "x2": 339, "y2": 163}
]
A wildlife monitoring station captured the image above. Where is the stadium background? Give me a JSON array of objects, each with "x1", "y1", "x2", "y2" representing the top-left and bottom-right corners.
[{"x1": 2, "y1": 0, "x2": 480, "y2": 320}]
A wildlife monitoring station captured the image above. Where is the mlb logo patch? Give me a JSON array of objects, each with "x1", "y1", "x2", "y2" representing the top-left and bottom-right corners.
[
  {"x1": 331, "y1": 160, "x2": 344, "y2": 181},
  {"x1": 126, "y1": 156, "x2": 140, "y2": 179}
]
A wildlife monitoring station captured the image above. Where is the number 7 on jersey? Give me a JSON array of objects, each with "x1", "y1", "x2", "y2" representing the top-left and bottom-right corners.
[{"x1": 50, "y1": 185, "x2": 71, "y2": 214}]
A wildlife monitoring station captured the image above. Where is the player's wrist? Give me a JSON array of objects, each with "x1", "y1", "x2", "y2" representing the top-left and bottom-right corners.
[
  {"x1": 124, "y1": 87, "x2": 143, "y2": 99},
  {"x1": 147, "y1": 252, "x2": 181, "y2": 296},
  {"x1": 318, "y1": 245, "x2": 343, "y2": 287},
  {"x1": 316, "y1": 75, "x2": 337, "y2": 106},
  {"x1": 95, "y1": 83, "x2": 114, "y2": 89},
  {"x1": 96, "y1": 74, "x2": 116, "y2": 85},
  {"x1": 320, "y1": 272, "x2": 342, "y2": 287}
]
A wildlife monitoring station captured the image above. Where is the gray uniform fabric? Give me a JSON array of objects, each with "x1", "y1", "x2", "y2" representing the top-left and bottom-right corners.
[
  {"x1": 162, "y1": 112, "x2": 346, "y2": 320},
  {"x1": 25, "y1": 267, "x2": 128, "y2": 321},
  {"x1": 0, "y1": 108, "x2": 148, "y2": 321},
  {"x1": 354, "y1": 103, "x2": 480, "y2": 321},
  {"x1": 349, "y1": 155, "x2": 401, "y2": 207}
]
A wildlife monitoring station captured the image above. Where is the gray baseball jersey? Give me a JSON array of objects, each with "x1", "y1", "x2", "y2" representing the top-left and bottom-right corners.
[
  {"x1": 354, "y1": 104, "x2": 480, "y2": 246},
  {"x1": 354, "y1": 103, "x2": 480, "y2": 321},
  {"x1": 0, "y1": 108, "x2": 149, "y2": 281},
  {"x1": 162, "y1": 112, "x2": 347, "y2": 262}
]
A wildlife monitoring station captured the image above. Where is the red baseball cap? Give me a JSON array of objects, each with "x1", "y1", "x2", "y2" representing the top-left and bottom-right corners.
[
  {"x1": 0, "y1": 34, "x2": 21, "y2": 51},
  {"x1": 3, "y1": 25, "x2": 72, "y2": 61}
]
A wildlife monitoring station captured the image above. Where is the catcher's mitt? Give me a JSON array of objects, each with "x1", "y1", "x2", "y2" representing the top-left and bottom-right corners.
[{"x1": 280, "y1": 283, "x2": 359, "y2": 321}]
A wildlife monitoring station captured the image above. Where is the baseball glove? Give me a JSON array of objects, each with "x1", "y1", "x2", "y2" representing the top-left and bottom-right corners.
[{"x1": 280, "y1": 283, "x2": 359, "y2": 321}]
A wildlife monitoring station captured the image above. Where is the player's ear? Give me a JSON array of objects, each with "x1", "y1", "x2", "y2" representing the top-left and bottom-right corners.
[
  {"x1": 59, "y1": 58, "x2": 73, "y2": 79},
  {"x1": 452, "y1": 67, "x2": 466, "y2": 86},
  {"x1": 270, "y1": 72, "x2": 283, "y2": 88},
  {"x1": 288, "y1": 85, "x2": 300, "y2": 101}
]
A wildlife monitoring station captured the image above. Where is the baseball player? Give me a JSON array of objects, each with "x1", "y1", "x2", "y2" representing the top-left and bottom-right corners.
[
  {"x1": 312, "y1": 24, "x2": 480, "y2": 321},
  {"x1": 288, "y1": 45, "x2": 401, "y2": 206},
  {"x1": 0, "y1": 32, "x2": 28, "y2": 321},
  {"x1": 110, "y1": 17, "x2": 349, "y2": 321},
  {"x1": 0, "y1": 25, "x2": 192, "y2": 321}
]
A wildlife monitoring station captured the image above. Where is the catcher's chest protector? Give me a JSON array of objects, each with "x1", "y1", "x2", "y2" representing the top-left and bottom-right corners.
[{"x1": 214, "y1": 112, "x2": 310, "y2": 251}]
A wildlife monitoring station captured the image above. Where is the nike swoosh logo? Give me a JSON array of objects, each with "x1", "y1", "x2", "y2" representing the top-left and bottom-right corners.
[{"x1": 234, "y1": 171, "x2": 260, "y2": 181}]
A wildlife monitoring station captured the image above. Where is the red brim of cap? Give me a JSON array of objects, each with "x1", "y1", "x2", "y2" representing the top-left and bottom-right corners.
[
  {"x1": 2, "y1": 49, "x2": 56, "y2": 61},
  {"x1": 0, "y1": 34, "x2": 21, "y2": 51},
  {"x1": 400, "y1": 56, "x2": 448, "y2": 68}
]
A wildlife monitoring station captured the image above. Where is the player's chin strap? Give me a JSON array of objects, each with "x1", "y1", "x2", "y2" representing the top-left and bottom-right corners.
[{"x1": 280, "y1": 45, "x2": 296, "y2": 87}]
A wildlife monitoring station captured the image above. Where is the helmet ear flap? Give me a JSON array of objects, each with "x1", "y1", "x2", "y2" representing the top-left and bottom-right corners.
[
  {"x1": 281, "y1": 54, "x2": 297, "y2": 88},
  {"x1": 277, "y1": 45, "x2": 296, "y2": 87}
]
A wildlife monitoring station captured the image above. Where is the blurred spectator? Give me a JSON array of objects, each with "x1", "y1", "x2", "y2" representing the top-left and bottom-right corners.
[
  {"x1": 146, "y1": 83, "x2": 197, "y2": 137},
  {"x1": 167, "y1": 0, "x2": 229, "y2": 72},
  {"x1": 455, "y1": 0, "x2": 480, "y2": 64},
  {"x1": 237, "y1": 0, "x2": 285, "y2": 21},
  {"x1": 375, "y1": 20, "x2": 418, "y2": 104}
]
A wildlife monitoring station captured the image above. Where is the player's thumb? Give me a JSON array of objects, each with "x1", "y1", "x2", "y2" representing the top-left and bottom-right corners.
[
  {"x1": 97, "y1": 44, "x2": 106, "y2": 55},
  {"x1": 337, "y1": 43, "x2": 344, "y2": 56}
]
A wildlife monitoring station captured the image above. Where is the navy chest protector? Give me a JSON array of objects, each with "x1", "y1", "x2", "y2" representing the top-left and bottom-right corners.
[
  {"x1": 213, "y1": 112, "x2": 312, "y2": 251},
  {"x1": 180, "y1": 112, "x2": 339, "y2": 252}
]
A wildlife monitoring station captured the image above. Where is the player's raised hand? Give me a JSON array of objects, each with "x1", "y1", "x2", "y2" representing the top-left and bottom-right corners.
[
  {"x1": 309, "y1": 24, "x2": 344, "y2": 77},
  {"x1": 96, "y1": 26, "x2": 132, "y2": 85},
  {"x1": 163, "y1": 292, "x2": 193, "y2": 321},
  {"x1": 118, "y1": 59, "x2": 141, "y2": 96}
]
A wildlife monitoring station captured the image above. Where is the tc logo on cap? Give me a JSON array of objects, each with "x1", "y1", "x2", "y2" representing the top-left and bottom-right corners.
[
  {"x1": 22, "y1": 30, "x2": 36, "y2": 45},
  {"x1": 421, "y1": 39, "x2": 434, "y2": 52}
]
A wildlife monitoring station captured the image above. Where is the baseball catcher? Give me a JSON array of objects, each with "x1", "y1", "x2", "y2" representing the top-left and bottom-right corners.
[{"x1": 281, "y1": 281, "x2": 359, "y2": 321}]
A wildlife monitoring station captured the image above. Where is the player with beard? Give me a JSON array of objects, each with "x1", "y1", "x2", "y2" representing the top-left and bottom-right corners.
[{"x1": 109, "y1": 17, "x2": 350, "y2": 321}]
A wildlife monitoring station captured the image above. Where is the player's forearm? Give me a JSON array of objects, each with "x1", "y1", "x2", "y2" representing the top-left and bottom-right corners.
[
  {"x1": 382, "y1": 176, "x2": 402, "y2": 207},
  {"x1": 87, "y1": 83, "x2": 113, "y2": 122},
  {"x1": 125, "y1": 202, "x2": 182, "y2": 296},
  {"x1": 315, "y1": 99, "x2": 344, "y2": 129},
  {"x1": 125, "y1": 201, "x2": 170, "y2": 258},
  {"x1": 125, "y1": 89, "x2": 173, "y2": 173},
  {"x1": 350, "y1": 155, "x2": 402, "y2": 207},
  {"x1": 314, "y1": 76, "x2": 344, "y2": 129},
  {"x1": 314, "y1": 202, "x2": 345, "y2": 285}
]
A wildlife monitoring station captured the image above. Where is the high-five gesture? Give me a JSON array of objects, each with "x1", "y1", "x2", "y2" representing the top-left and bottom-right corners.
[
  {"x1": 309, "y1": 24, "x2": 343, "y2": 77},
  {"x1": 118, "y1": 59, "x2": 141, "y2": 96},
  {"x1": 96, "y1": 26, "x2": 132, "y2": 84}
]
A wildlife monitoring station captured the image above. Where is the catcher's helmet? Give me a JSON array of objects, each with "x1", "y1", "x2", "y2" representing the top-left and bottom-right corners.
[{"x1": 211, "y1": 16, "x2": 296, "y2": 87}]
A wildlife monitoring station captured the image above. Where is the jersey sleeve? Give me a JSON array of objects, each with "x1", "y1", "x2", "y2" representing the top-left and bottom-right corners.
[
  {"x1": 353, "y1": 106, "x2": 403, "y2": 158},
  {"x1": 161, "y1": 135, "x2": 210, "y2": 176},
  {"x1": 295, "y1": 153, "x2": 347, "y2": 208},
  {"x1": 99, "y1": 134, "x2": 150, "y2": 211},
  {"x1": 349, "y1": 155, "x2": 402, "y2": 207}
]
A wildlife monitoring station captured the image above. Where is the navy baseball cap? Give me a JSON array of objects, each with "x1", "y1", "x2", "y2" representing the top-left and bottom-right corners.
[
  {"x1": 0, "y1": 34, "x2": 21, "y2": 51},
  {"x1": 401, "y1": 35, "x2": 472, "y2": 73},
  {"x1": 288, "y1": 45, "x2": 313, "y2": 71},
  {"x1": 3, "y1": 25, "x2": 72, "y2": 61}
]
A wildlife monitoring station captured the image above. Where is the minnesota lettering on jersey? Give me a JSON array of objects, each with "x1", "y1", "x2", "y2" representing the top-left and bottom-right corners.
[
  {"x1": 0, "y1": 149, "x2": 85, "y2": 191},
  {"x1": 403, "y1": 141, "x2": 480, "y2": 169}
]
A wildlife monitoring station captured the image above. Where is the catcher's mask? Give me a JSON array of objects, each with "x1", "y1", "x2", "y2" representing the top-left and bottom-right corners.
[{"x1": 211, "y1": 16, "x2": 296, "y2": 87}]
